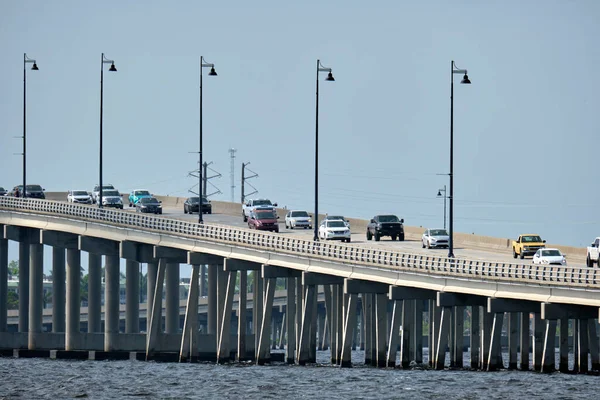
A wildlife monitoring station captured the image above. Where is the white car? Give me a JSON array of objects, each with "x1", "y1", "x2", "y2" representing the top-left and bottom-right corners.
[
  {"x1": 285, "y1": 210, "x2": 312, "y2": 229},
  {"x1": 318, "y1": 220, "x2": 351, "y2": 243},
  {"x1": 99, "y1": 189, "x2": 123, "y2": 209},
  {"x1": 532, "y1": 248, "x2": 567, "y2": 266},
  {"x1": 67, "y1": 190, "x2": 92, "y2": 204},
  {"x1": 422, "y1": 228, "x2": 449, "y2": 249}
]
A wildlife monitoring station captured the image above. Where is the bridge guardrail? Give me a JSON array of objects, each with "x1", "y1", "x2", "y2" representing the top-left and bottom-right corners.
[{"x1": 0, "y1": 197, "x2": 598, "y2": 289}]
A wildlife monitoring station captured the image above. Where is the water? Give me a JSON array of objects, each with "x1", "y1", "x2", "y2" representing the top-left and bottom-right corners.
[{"x1": 0, "y1": 350, "x2": 596, "y2": 399}]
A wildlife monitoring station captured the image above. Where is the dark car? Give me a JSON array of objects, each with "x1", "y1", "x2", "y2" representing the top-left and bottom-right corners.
[
  {"x1": 135, "y1": 197, "x2": 163, "y2": 214},
  {"x1": 366, "y1": 214, "x2": 404, "y2": 241},
  {"x1": 183, "y1": 196, "x2": 212, "y2": 214},
  {"x1": 0, "y1": 187, "x2": 6, "y2": 196},
  {"x1": 248, "y1": 209, "x2": 279, "y2": 232},
  {"x1": 10, "y1": 184, "x2": 45, "y2": 199}
]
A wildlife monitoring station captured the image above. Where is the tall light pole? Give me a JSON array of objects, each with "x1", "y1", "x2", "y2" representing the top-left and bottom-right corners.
[
  {"x1": 99, "y1": 53, "x2": 117, "y2": 208},
  {"x1": 23, "y1": 54, "x2": 39, "y2": 198},
  {"x1": 314, "y1": 59, "x2": 335, "y2": 241},
  {"x1": 449, "y1": 60, "x2": 471, "y2": 258},
  {"x1": 437, "y1": 185, "x2": 447, "y2": 230},
  {"x1": 199, "y1": 56, "x2": 217, "y2": 223}
]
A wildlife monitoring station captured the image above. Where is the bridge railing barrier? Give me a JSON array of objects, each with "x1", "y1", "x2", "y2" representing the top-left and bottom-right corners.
[{"x1": 0, "y1": 197, "x2": 597, "y2": 288}]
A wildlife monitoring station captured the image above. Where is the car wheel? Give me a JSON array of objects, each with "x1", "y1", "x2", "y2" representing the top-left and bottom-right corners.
[
  {"x1": 243, "y1": 214, "x2": 247, "y2": 222},
  {"x1": 208, "y1": 210, "x2": 212, "y2": 214},
  {"x1": 290, "y1": 224, "x2": 294, "y2": 230},
  {"x1": 375, "y1": 233, "x2": 380, "y2": 241},
  {"x1": 400, "y1": 234, "x2": 405, "y2": 241},
  {"x1": 513, "y1": 248, "x2": 518, "y2": 259},
  {"x1": 346, "y1": 238, "x2": 351, "y2": 243},
  {"x1": 587, "y1": 255, "x2": 593, "y2": 268},
  {"x1": 129, "y1": 202, "x2": 133, "y2": 207},
  {"x1": 520, "y1": 252, "x2": 525, "y2": 260},
  {"x1": 366, "y1": 230, "x2": 372, "y2": 241},
  {"x1": 427, "y1": 241, "x2": 431, "y2": 249},
  {"x1": 391, "y1": 235, "x2": 397, "y2": 241}
]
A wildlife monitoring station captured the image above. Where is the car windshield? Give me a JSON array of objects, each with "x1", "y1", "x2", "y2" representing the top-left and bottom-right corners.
[
  {"x1": 103, "y1": 190, "x2": 119, "y2": 197},
  {"x1": 73, "y1": 191, "x2": 88, "y2": 196},
  {"x1": 327, "y1": 215, "x2": 344, "y2": 221},
  {"x1": 254, "y1": 200, "x2": 272, "y2": 206},
  {"x1": 0, "y1": 187, "x2": 5, "y2": 191},
  {"x1": 430, "y1": 229, "x2": 448, "y2": 236},
  {"x1": 188, "y1": 197, "x2": 200, "y2": 204},
  {"x1": 140, "y1": 197, "x2": 159, "y2": 205},
  {"x1": 26, "y1": 185, "x2": 42, "y2": 191},
  {"x1": 327, "y1": 221, "x2": 346, "y2": 228},
  {"x1": 135, "y1": 190, "x2": 150, "y2": 196},
  {"x1": 542, "y1": 249, "x2": 561, "y2": 257},
  {"x1": 292, "y1": 211, "x2": 309, "y2": 217},
  {"x1": 523, "y1": 235, "x2": 542, "y2": 243},
  {"x1": 379, "y1": 215, "x2": 400, "y2": 223},
  {"x1": 255, "y1": 211, "x2": 276, "y2": 219},
  {"x1": 202, "y1": 197, "x2": 210, "y2": 204}
]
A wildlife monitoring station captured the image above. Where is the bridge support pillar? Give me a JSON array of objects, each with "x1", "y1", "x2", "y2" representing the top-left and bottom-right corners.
[
  {"x1": 285, "y1": 277, "x2": 296, "y2": 363},
  {"x1": 588, "y1": 321, "x2": 599, "y2": 371},
  {"x1": 326, "y1": 285, "x2": 336, "y2": 363},
  {"x1": 541, "y1": 319, "x2": 557, "y2": 372},
  {"x1": 364, "y1": 294, "x2": 374, "y2": 365},
  {"x1": 180, "y1": 264, "x2": 199, "y2": 362},
  {"x1": 576, "y1": 319, "x2": 590, "y2": 373},
  {"x1": 200, "y1": 265, "x2": 206, "y2": 297},
  {"x1": 237, "y1": 270, "x2": 248, "y2": 362},
  {"x1": 252, "y1": 270, "x2": 263, "y2": 359},
  {"x1": 0, "y1": 237, "x2": 6, "y2": 332},
  {"x1": 430, "y1": 301, "x2": 441, "y2": 368},
  {"x1": 573, "y1": 319, "x2": 579, "y2": 372},
  {"x1": 452, "y1": 306, "x2": 464, "y2": 368},
  {"x1": 88, "y1": 254, "x2": 102, "y2": 333},
  {"x1": 323, "y1": 284, "x2": 332, "y2": 353},
  {"x1": 146, "y1": 259, "x2": 166, "y2": 359},
  {"x1": 218, "y1": 270, "x2": 237, "y2": 363},
  {"x1": 532, "y1": 313, "x2": 544, "y2": 372},
  {"x1": 340, "y1": 293, "x2": 358, "y2": 368},
  {"x1": 386, "y1": 300, "x2": 401, "y2": 367},
  {"x1": 375, "y1": 293, "x2": 387, "y2": 368},
  {"x1": 295, "y1": 277, "x2": 302, "y2": 357},
  {"x1": 470, "y1": 306, "x2": 480, "y2": 369},
  {"x1": 480, "y1": 309, "x2": 492, "y2": 370},
  {"x1": 104, "y1": 255, "x2": 120, "y2": 352},
  {"x1": 28, "y1": 243, "x2": 43, "y2": 350},
  {"x1": 401, "y1": 300, "x2": 414, "y2": 368},
  {"x1": 414, "y1": 300, "x2": 423, "y2": 364},
  {"x1": 507, "y1": 313, "x2": 519, "y2": 369},
  {"x1": 487, "y1": 312, "x2": 504, "y2": 371},
  {"x1": 51, "y1": 247, "x2": 65, "y2": 333},
  {"x1": 434, "y1": 306, "x2": 450, "y2": 370},
  {"x1": 66, "y1": 248, "x2": 81, "y2": 351},
  {"x1": 297, "y1": 284, "x2": 315, "y2": 365},
  {"x1": 317, "y1": 309, "x2": 325, "y2": 351},
  {"x1": 165, "y1": 263, "x2": 180, "y2": 334},
  {"x1": 126, "y1": 260, "x2": 140, "y2": 334},
  {"x1": 360, "y1": 298, "x2": 365, "y2": 351},
  {"x1": 559, "y1": 318, "x2": 569, "y2": 373},
  {"x1": 519, "y1": 312, "x2": 530, "y2": 371}
]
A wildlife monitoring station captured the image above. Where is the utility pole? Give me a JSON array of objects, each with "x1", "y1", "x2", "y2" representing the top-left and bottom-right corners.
[
  {"x1": 241, "y1": 162, "x2": 257, "y2": 203},
  {"x1": 229, "y1": 148, "x2": 237, "y2": 203},
  {"x1": 188, "y1": 161, "x2": 222, "y2": 198}
]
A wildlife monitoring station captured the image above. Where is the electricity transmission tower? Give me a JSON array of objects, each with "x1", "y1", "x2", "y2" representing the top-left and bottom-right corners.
[
  {"x1": 188, "y1": 161, "x2": 222, "y2": 197},
  {"x1": 241, "y1": 162, "x2": 258, "y2": 203},
  {"x1": 229, "y1": 148, "x2": 237, "y2": 202}
]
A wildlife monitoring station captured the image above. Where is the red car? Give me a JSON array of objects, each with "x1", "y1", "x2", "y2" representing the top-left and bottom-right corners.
[{"x1": 248, "y1": 209, "x2": 279, "y2": 232}]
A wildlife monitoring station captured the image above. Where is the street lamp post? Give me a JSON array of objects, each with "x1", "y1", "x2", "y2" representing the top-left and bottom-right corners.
[
  {"x1": 449, "y1": 60, "x2": 471, "y2": 258},
  {"x1": 99, "y1": 53, "x2": 117, "y2": 208},
  {"x1": 314, "y1": 59, "x2": 335, "y2": 241},
  {"x1": 198, "y1": 56, "x2": 217, "y2": 224},
  {"x1": 23, "y1": 54, "x2": 39, "y2": 198},
  {"x1": 437, "y1": 185, "x2": 447, "y2": 230}
]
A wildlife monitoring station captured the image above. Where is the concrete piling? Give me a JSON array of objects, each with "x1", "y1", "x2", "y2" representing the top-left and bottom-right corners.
[
  {"x1": 51, "y1": 247, "x2": 65, "y2": 333},
  {"x1": 65, "y1": 248, "x2": 80, "y2": 351},
  {"x1": 28, "y1": 243, "x2": 43, "y2": 350}
]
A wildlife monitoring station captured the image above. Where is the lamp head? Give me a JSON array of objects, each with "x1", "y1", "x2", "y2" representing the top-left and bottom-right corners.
[
  {"x1": 460, "y1": 74, "x2": 471, "y2": 84},
  {"x1": 437, "y1": 190, "x2": 442, "y2": 197},
  {"x1": 209, "y1": 67, "x2": 217, "y2": 76},
  {"x1": 31, "y1": 63, "x2": 39, "y2": 71},
  {"x1": 326, "y1": 72, "x2": 335, "y2": 81},
  {"x1": 109, "y1": 63, "x2": 117, "y2": 72}
]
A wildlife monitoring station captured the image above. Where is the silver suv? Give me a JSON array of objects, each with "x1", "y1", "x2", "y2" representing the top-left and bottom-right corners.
[
  {"x1": 92, "y1": 184, "x2": 115, "y2": 204},
  {"x1": 285, "y1": 210, "x2": 312, "y2": 229}
]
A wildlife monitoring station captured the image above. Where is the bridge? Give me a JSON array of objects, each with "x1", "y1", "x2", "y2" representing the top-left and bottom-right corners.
[{"x1": 0, "y1": 195, "x2": 598, "y2": 372}]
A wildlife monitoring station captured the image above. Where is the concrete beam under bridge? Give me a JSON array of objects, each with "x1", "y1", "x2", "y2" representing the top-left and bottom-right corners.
[
  {"x1": 120, "y1": 241, "x2": 156, "y2": 263},
  {"x1": 437, "y1": 292, "x2": 486, "y2": 307},
  {"x1": 4, "y1": 226, "x2": 38, "y2": 243},
  {"x1": 188, "y1": 252, "x2": 223, "y2": 266},
  {"x1": 487, "y1": 298, "x2": 540, "y2": 314},
  {"x1": 302, "y1": 272, "x2": 344, "y2": 286},
  {"x1": 541, "y1": 303, "x2": 598, "y2": 320},
  {"x1": 79, "y1": 236, "x2": 119, "y2": 256},
  {"x1": 153, "y1": 246, "x2": 187, "y2": 263},
  {"x1": 344, "y1": 279, "x2": 388, "y2": 294},
  {"x1": 40, "y1": 230, "x2": 78, "y2": 249},
  {"x1": 262, "y1": 265, "x2": 301, "y2": 278},
  {"x1": 389, "y1": 286, "x2": 436, "y2": 300},
  {"x1": 223, "y1": 258, "x2": 260, "y2": 271}
]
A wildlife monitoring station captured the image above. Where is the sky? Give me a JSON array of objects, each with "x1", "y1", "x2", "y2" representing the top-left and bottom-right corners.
[{"x1": 1, "y1": 0, "x2": 599, "y2": 273}]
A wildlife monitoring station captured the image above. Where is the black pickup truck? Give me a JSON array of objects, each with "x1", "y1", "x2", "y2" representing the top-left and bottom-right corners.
[{"x1": 366, "y1": 215, "x2": 405, "y2": 241}]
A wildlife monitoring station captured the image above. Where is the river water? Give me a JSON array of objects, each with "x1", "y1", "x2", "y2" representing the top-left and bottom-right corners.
[{"x1": 0, "y1": 350, "x2": 596, "y2": 399}]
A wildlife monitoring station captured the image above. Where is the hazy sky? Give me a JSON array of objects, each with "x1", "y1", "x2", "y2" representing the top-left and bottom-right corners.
[{"x1": 1, "y1": 0, "x2": 599, "y2": 254}]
